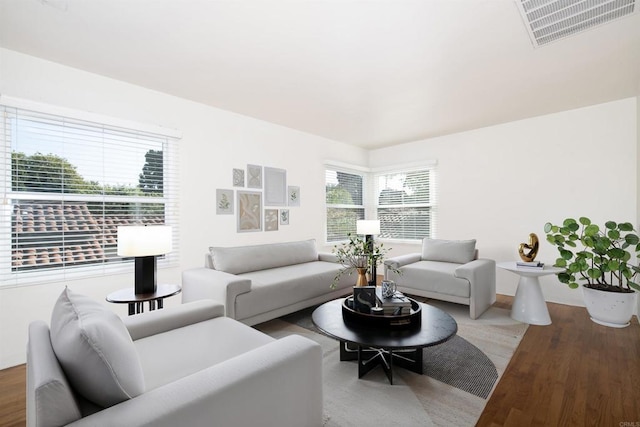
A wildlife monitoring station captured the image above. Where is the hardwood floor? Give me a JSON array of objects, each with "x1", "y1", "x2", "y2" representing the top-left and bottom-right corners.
[
  {"x1": 0, "y1": 364, "x2": 25, "y2": 427},
  {"x1": 1, "y1": 294, "x2": 639, "y2": 426},
  {"x1": 478, "y1": 295, "x2": 640, "y2": 427}
]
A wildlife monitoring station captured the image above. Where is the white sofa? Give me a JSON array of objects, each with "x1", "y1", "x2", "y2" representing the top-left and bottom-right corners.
[
  {"x1": 384, "y1": 238, "x2": 496, "y2": 319},
  {"x1": 27, "y1": 288, "x2": 323, "y2": 427},
  {"x1": 182, "y1": 239, "x2": 354, "y2": 325}
]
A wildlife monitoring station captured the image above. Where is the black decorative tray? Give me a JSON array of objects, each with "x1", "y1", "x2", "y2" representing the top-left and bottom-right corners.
[{"x1": 342, "y1": 297, "x2": 422, "y2": 329}]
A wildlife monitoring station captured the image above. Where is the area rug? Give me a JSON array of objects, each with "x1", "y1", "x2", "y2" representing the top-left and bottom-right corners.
[{"x1": 255, "y1": 298, "x2": 528, "y2": 427}]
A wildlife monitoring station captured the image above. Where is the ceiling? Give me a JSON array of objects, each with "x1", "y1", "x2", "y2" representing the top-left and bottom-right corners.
[{"x1": 1, "y1": 0, "x2": 639, "y2": 149}]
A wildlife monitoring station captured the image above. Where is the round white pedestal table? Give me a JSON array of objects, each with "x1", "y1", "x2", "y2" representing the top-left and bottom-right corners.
[{"x1": 497, "y1": 262, "x2": 565, "y2": 326}]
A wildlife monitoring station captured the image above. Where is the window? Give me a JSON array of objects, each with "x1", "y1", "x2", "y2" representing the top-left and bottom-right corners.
[
  {"x1": 0, "y1": 100, "x2": 180, "y2": 286},
  {"x1": 325, "y1": 166, "x2": 365, "y2": 242},
  {"x1": 375, "y1": 167, "x2": 435, "y2": 241}
]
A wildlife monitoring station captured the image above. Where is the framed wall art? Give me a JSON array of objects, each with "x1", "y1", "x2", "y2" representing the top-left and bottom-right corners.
[
  {"x1": 247, "y1": 164, "x2": 262, "y2": 189},
  {"x1": 288, "y1": 186, "x2": 300, "y2": 206},
  {"x1": 216, "y1": 189, "x2": 234, "y2": 215},
  {"x1": 265, "y1": 209, "x2": 279, "y2": 231},
  {"x1": 237, "y1": 191, "x2": 262, "y2": 232},
  {"x1": 279, "y1": 209, "x2": 289, "y2": 225},
  {"x1": 264, "y1": 167, "x2": 287, "y2": 206},
  {"x1": 233, "y1": 168, "x2": 245, "y2": 187}
]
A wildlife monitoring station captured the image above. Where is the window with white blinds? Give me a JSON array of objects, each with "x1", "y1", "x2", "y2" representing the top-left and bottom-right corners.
[
  {"x1": 325, "y1": 167, "x2": 365, "y2": 242},
  {"x1": 375, "y1": 167, "x2": 435, "y2": 241},
  {"x1": 0, "y1": 102, "x2": 180, "y2": 286}
]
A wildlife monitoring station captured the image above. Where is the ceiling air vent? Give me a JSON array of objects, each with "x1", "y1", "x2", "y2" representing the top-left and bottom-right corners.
[{"x1": 515, "y1": 0, "x2": 637, "y2": 47}]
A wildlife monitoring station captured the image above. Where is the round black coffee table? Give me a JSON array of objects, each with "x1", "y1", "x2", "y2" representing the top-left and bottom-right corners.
[{"x1": 312, "y1": 298, "x2": 457, "y2": 384}]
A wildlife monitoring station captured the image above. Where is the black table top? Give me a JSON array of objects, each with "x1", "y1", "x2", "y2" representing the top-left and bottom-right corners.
[
  {"x1": 106, "y1": 284, "x2": 181, "y2": 304},
  {"x1": 312, "y1": 298, "x2": 457, "y2": 350}
]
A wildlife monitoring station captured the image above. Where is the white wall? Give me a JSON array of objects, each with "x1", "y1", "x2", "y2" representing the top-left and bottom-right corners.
[
  {"x1": 637, "y1": 96, "x2": 640, "y2": 228},
  {"x1": 370, "y1": 97, "x2": 638, "y2": 309},
  {"x1": 0, "y1": 48, "x2": 368, "y2": 368},
  {"x1": 637, "y1": 95, "x2": 640, "y2": 317}
]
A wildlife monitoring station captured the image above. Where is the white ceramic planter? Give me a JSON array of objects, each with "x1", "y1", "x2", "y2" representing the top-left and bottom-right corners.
[{"x1": 582, "y1": 286, "x2": 638, "y2": 328}]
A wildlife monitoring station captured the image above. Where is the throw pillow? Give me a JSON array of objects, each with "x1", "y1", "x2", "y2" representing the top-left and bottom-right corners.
[
  {"x1": 422, "y1": 238, "x2": 477, "y2": 264},
  {"x1": 49, "y1": 288, "x2": 145, "y2": 408}
]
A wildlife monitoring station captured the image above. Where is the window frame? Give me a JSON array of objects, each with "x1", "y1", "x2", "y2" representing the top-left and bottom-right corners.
[
  {"x1": 0, "y1": 96, "x2": 181, "y2": 287},
  {"x1": 324, "y1": 163, "x2": 367, "y2": 244},
  {"x1": 373, "y1": 164, "x2": 437, "y2": 244}
]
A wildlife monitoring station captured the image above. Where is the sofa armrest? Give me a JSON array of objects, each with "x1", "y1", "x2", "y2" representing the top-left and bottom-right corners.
[
  {"x1": 27, "y1": 321, "x2": 83, "y2": 426},
  {"x1": 124, "y1": 300, "x2": 225, "y2": 341},
  {"x1": 181, "y1": 268, "x2": 251, "y2": 319},
  {"x1": 384, "y1": 253, "x2": 422, "y2": 270},
  {"x1": 67, "y1": 335, "x2": 323, "y2": 427},
  {"x1": 318, "y1": 252, "x2": 339, "y2": 263},
  {"x1": 454, "y1": 258, "x2": 495, "y2": 283},
  {"x1": 454, "y1": 259, "x2": 496, "y2": 319}
]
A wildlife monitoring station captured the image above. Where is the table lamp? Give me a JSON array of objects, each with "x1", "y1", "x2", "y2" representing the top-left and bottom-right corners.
[
  {"x1": 117, "y1": 225, "x2": 172, "y2": 295},
  {"x1": 356, "y1": 220, "x2": 380, "y2": 287}
]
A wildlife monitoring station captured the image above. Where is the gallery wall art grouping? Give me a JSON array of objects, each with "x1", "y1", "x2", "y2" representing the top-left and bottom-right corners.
[{"x1": 217, "y1": 164, "x2": 300, "y2": 233}]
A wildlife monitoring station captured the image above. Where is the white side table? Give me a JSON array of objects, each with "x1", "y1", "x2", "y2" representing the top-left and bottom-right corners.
[{"x1": 497, "y1": 262, "x2": 565, "y2": 325}]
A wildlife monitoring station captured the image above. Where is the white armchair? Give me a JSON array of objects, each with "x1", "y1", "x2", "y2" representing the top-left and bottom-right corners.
[
  {"x1": 27, "y1": 288, "x2": 323, "y2": 427},
  {"x1": 384, "y1": 238, "x2": 496, "y2": 319}
]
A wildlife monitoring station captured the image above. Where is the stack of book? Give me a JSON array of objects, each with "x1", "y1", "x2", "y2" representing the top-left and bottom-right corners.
[
  {"x1": 375, "y1": 288, "x2": 411, "y2": 315},
  {"x1": 516, "y1": 261, "x2": 544, "y2": 270}
]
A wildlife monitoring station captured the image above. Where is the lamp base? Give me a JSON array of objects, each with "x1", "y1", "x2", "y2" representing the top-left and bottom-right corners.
[
  {"x1": 368, "y1": 265, "x2": 377, "y2": 287},
  {"x1": 134, "y1": 256, "x2": 157, "y2": 295},
  {"x1": 365, "y1": 234, "x2": 377, "y2": 287}
]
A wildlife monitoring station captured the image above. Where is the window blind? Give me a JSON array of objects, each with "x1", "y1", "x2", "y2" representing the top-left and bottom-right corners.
[
  {"x1": 0, "y1": 104, "x2": 180, "y2": 286},
  {"x1": 325, "y1": 167, "x2": 365, "y2": 242},
  {"x1": 375, "y1": 168, "x2": 435, "y2": 241}
]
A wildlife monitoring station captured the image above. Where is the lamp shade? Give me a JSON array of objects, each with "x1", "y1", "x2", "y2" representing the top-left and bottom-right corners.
[
  {"x1": 117, "y1": 225, "x2": 172, "y2": 257},
  {"x1": 356, "y1": 220, "x2": 380, "y2": 235}
]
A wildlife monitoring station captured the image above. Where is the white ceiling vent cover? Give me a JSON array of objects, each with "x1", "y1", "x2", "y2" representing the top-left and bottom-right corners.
[{"x1": 516, "y1": 0, "x2": 637, "y2": 47}]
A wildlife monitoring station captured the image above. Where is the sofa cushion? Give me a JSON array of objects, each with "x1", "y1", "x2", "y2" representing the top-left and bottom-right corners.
[
  {"x1": 397, "y1": 260, "x2": 471, "y2": 298},
  {"x1": 209, "y1": 239, "x2": 319, "y2": 274},
  {"x1": 235, "y1": 261, "x2": 350, "y2": 320},
  {"x1": 49, "y1": 288, "x2": 145, "y2": 408},
  {"x1": 422, "y1": 238, "x2": 476, "y2": 264},
  {"x1": 134, "y1": 316, "x2": 275, "y2": 390}
]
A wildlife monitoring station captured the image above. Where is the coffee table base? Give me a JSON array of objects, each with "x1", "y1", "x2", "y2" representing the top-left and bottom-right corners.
[{"x1": 340, "y1": 341, "x2": 423, "y2": 385}]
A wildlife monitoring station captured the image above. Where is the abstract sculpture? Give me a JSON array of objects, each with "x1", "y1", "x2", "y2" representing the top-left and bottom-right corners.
[{"x1": 518, "y1": 233, "x2": 539, "y2": 262}]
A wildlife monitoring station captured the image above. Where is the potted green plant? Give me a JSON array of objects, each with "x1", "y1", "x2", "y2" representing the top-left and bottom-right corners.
[
  {"x1": 330, "y1": 233, "x2": 398, "y2": 289},
  {"x1": 544, "y1": 217, "x2": 639, "y2": 328}
]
